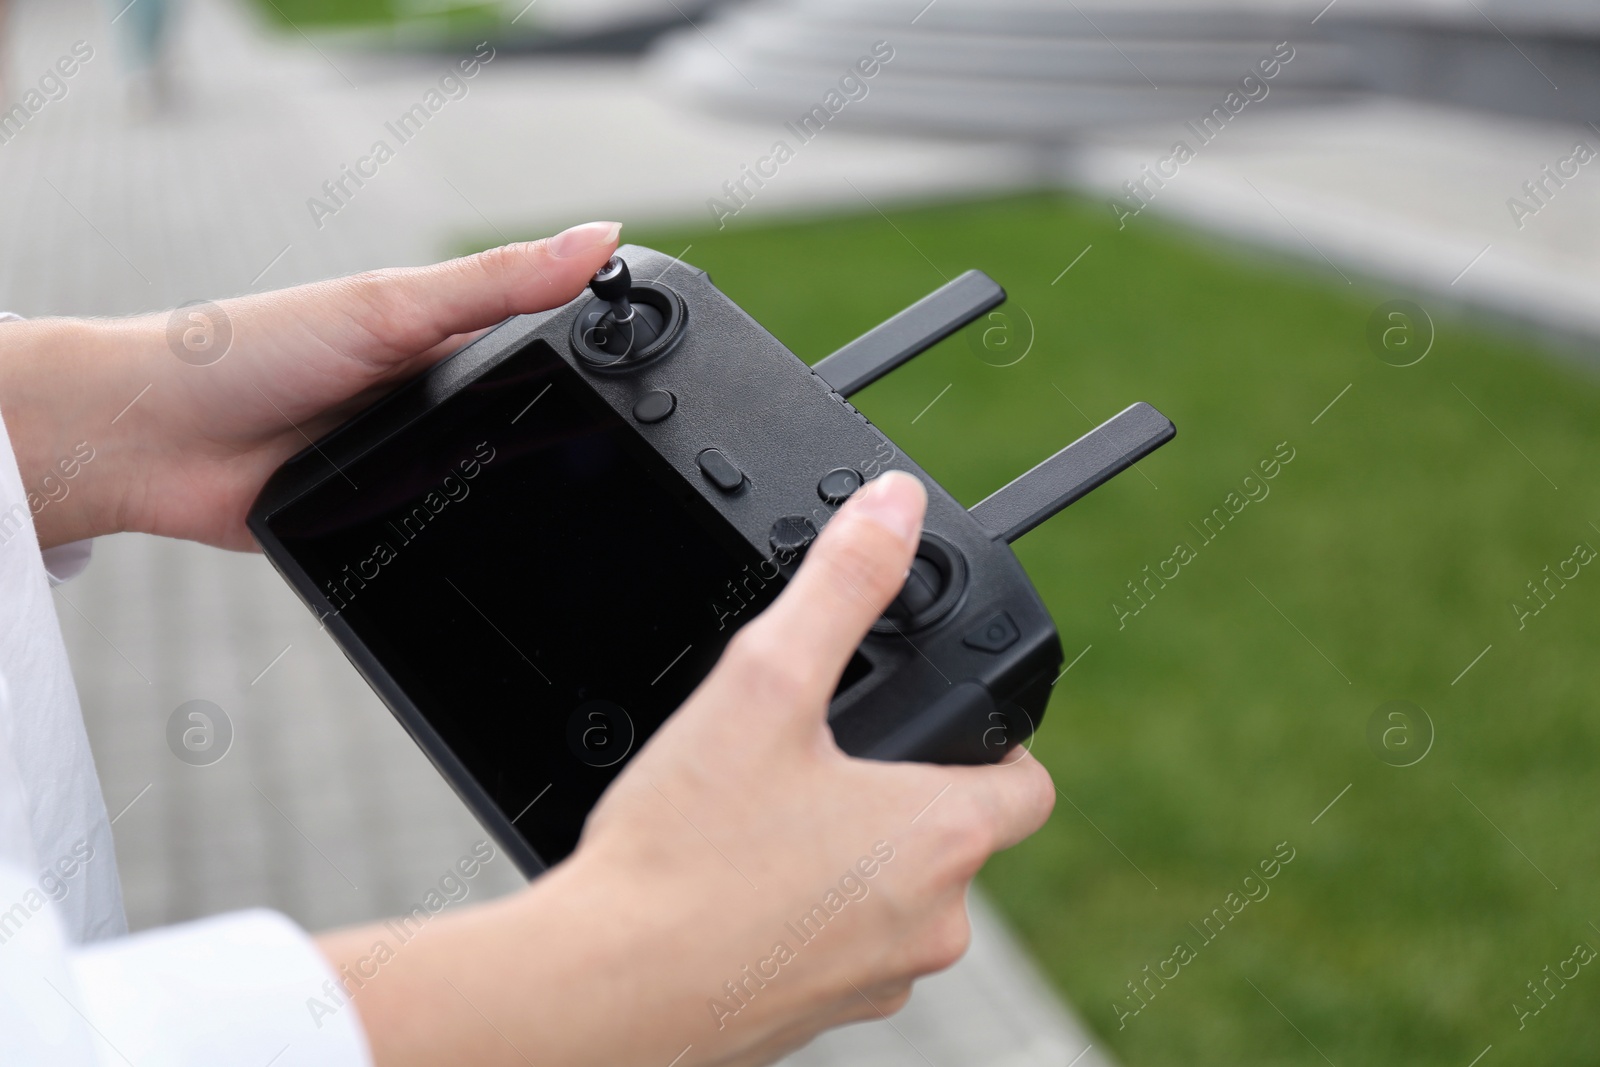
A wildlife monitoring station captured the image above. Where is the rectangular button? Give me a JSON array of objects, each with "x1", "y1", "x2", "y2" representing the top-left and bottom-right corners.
[{"x1": 697, "y1": 448, "x2": 745, "y2": 492}]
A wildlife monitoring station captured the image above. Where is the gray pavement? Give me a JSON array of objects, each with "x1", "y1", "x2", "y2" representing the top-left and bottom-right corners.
[
  {"x1": 1063, "y1": 99, "x2": 1600, "y2": 348},
  {"x1": 4, "y1": 0, "x2": 1101, "y2": 1064}
]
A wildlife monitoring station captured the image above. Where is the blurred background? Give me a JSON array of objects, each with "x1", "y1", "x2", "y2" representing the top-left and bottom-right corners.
[{"x1": 7, "y1": 0, "x2": 1599, "y2": 1063}]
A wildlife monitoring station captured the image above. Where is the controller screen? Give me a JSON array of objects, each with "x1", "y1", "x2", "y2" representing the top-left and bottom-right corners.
[{"x1": 264, "y1": 338, "x2": 783, "y2": 866}]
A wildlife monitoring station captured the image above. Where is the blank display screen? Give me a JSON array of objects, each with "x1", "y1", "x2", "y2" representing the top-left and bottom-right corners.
[{"x1": 265, "y1": 339, "x2": 782, "y2": 865}]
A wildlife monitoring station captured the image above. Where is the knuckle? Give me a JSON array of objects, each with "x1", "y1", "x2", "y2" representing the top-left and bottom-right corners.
[
  {"x1": 339, "y1": 265, "x2": 416, "y2": 327},
  {"x1": 998, "y1": 756, "x2": 1057, "y2": 838},
  {"x1": 875, "y1": 985, "x2": 914, "y2": 1017},
  {"x1": 948, "y1": 798, "x2": 1001, "y2": 867},
  {"x1": 836, "y1": 983, "x2": 911, "y2": 1026},
  {"x1": 335, "y1": 268, "x2": 414, "y2": 353},
  {"x1": 1024, "y1": 759, "x2": 1057, "y2": 823},
  {"x1": 472, "y1": 243, "x2": 521, "y2": 280},
  {"x1": 947, "y1": 841, "x2": 992, "y2": 886},
  {"x1": 343, "y1": 267, "x2": 388, "y2": 291},
  {"x1": 339, "y1": 268, "x2": 401, "y2": 321},
  {"x1": 919, "y1": 907, "x2": 973, "y2": 973},
  {"x1": 916, "y1": 810, "x2": 991, "y2": 886}
]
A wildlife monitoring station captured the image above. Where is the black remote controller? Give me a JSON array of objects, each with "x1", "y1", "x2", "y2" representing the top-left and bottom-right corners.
[{"x1": 247, "y1": 245, "x2": 1174, "y2": 876}]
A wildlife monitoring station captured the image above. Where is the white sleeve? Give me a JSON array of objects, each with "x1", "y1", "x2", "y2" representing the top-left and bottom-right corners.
[
  {"x1": 1, "y1": 743, "x2": 371, "y2": 1067},
  {"x1": 0, "y1": 882, "x2": 372, "y2": 1067},
  {"x1": 68, "y1": 910, "x2": 372, "y2": 1067},
  {"x1": 0, "y1": 313, "x2": 365, "y2": 1065}
]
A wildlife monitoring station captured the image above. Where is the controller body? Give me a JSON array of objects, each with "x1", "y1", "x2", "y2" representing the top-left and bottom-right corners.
[{"x1": 248, "y1": 245, "x2": 1172, "y2": 875}]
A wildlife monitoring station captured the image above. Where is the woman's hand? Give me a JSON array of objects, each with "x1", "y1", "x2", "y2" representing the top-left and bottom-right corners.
[
  {"x1": 317, "y1": 471, "x2": 1056, "y2": 1067},
  {"x1": 0, "y1": 221, "x2": 620, "y2": 550}
]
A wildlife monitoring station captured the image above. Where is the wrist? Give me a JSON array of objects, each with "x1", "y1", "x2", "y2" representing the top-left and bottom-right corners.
[
  {"x1": 332, "y1": 849, "x2": 688, "y2": 1067},
  {"x1": 0, "y1": 316, "x2": 159, "y2": 547},
  {"x1": 472, "y1": 850, "x2": 699, "y2": 1064}
]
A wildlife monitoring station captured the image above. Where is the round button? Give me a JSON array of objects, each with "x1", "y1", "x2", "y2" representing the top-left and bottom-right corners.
[
  {"x1": 769, "y1": 515, "x2": 818, "y2": 556},
  {"x1": 632, "y1": 389, "x2": 675, "y2": 424},
  {"x1": 818, "y1": 467, "x2": 863, "y2": 505}
]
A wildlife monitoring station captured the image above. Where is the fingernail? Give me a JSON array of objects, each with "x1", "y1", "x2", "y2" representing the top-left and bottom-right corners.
[
  {"x1": 548, "y1": 221, "x2": 621, "y2": 258},
  {"x1": 849, "y1": 470, "x2": 925, "y2": 548}
]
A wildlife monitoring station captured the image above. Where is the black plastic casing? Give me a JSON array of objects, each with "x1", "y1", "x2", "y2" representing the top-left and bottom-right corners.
[{"x1": 248, "y1": 245, "x2": 1063, "y2": 876}]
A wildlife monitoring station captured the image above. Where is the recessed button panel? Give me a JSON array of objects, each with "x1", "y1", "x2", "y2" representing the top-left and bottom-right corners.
[
  {"x1": 632, "y1": 389, "x2": 675, "y2": 424},
  {"x1": 963, "y1": 611, "x2": 1020, "y2": 654},
  {"x1": 818, "y1": 467, "x2": 863, "y2": 505},
  {"x1": 696, "y1": 448, "x2": 745, "y2": 492}
]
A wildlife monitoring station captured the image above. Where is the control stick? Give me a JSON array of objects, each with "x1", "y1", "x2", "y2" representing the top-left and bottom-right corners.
[
  {"x1": 591, "y1": 256, "x2": 635, "y2": 325},
  {"x1": 585, "y1": 255, "x2": 663, "y2": 357}
]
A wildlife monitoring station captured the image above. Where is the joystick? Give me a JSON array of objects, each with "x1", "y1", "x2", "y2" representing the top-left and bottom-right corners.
[
  {"x1": 248, "y1": 244, "x2": 1176, "y2": 876},
  {"x1": 875, "y1": 535, "x2": 964, "y2": 634},
  {"x1": 571, "y1": 254, "x2": 685, "y2": 369},
  {"x1": 590, "y1": 256, "x2": 637, "y2": 321}
]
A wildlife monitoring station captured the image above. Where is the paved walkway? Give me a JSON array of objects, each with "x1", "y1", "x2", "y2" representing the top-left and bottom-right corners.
[
  {"x1": 3, "y1": 1, "x2": 1099, "y2": 1064},
  {"x1": 1066, "y1": 99, "x2": 1600, "y2": 349},
  {"x1": 0, "y1": 0, "x2": 1041, "y2": 318}
]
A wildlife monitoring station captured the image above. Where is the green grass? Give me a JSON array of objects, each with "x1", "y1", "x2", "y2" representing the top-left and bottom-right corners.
[
  {"x1": 524, "y1": 193, "x2": 1600, "y2": 1065},
  {"x1": 252, "y1": 0, "x2": 498, "y2": 30}
]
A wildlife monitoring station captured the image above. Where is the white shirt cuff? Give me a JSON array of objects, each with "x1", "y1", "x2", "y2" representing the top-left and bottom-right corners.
[
  {"x1": 70, "y1": 909, "x2": 372, "y2": 1067},
  {"x1": 41, "y1": 540, "x2": 93, "y2": 585}
]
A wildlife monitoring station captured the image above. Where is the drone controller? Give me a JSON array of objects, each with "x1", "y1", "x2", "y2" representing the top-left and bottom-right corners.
[{"x1": 247, "y1": 245, "x2": 1174, "y2": 875}]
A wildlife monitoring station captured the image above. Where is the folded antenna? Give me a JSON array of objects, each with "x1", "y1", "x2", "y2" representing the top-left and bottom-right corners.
[
  {"x1": 970, "y1": 402, "x2": 1176, "y2": 544},
  {"x1": 812, "y1": 270, "x2": 1005, "y2": 398}
]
